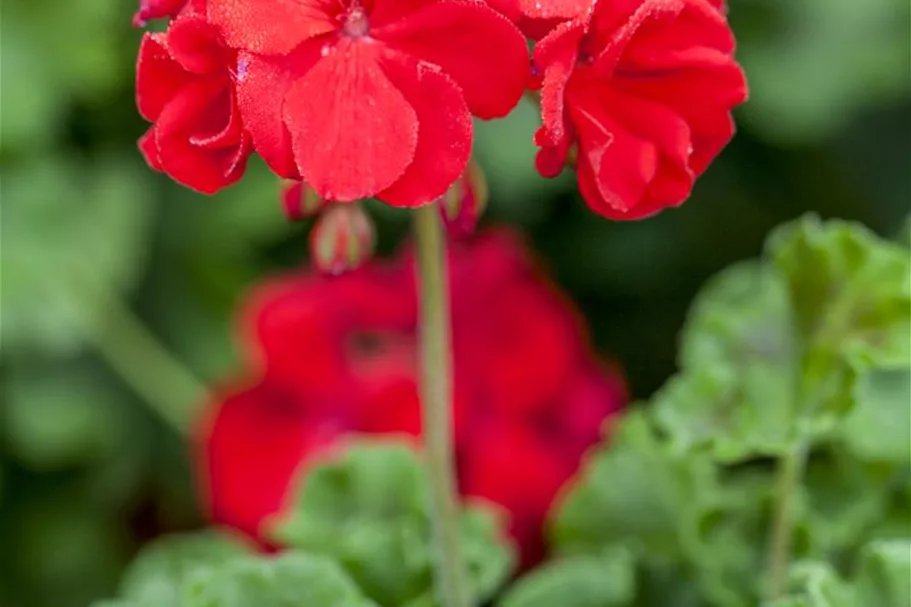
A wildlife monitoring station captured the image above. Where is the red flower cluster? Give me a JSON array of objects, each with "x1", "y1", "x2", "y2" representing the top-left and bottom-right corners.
[
  {"x1": 532, "y1": 0, "x2": 747, "y2": 219},
  {"x1": 196, "y1": 230, "x2": 627, "y2": 566},
  {"x1": 134, "y1": 0, "x2": 745, "y2": 217},
  {"x1": 135, "y1": 0, "x2": 528, "y2": 204}
]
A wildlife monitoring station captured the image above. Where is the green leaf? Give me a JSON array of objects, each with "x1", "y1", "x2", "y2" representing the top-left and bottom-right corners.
[
  {"x1": 1, "y1": 155, "x2": 153, "y2": 355},
  {"x1": 797, "y1": 450, "x2": 894, "y2": 558},
  {"x1": 182, "y1": 552, "x2": 377, "y2": 607},
  {"x1": 766, "y1": 215, "x2": 911, "y2": 367},
  {"x1": 853, "y1": 539, "x2": 911, "y2": 607},
  {"x1": 0, "y1": 11, "x2": 64, "y2": 150},
  {"x1": 766, "y1": 539, "x2": 911, "y2": 607},
  {"x1": 840, "y1": 367, "x2": 911, "y2": 464},
  {"x1": 499, "y1": 547, "x2": 635, "y2": 607},
  {"x1": 656, "y1": 215, "x2": 911, "y2": 463},
  {"x1": 119, "y1": 531, "x2": 252, "y2": 607},
  {"x1": 1, "y1": 359, "x2": 125, "y2": 469},
  {"x1": 738, "y1": 0, "x2": 911, "y2": 144},
  {"x1": 552, "y1": 411, "x2": 714, "y2": 559},
  {"x1": 271, "y1": 438, "x2": 515, "y2": 606},
  {"x1": 763, "y1": 562, "x2": 854, "y2": 607},
  {"x1": 654, "y1": 260, "x2": 800, "y2": 461}
]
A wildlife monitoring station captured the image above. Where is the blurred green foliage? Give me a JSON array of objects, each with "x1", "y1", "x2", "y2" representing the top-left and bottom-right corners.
[
  {"x1": 95, "y1": 530, "x2": 379, "y2": 607},
  {"x1": 504, "y1": 217, "x2": 910, "y2": 607},
  {"x1": 273, "y1": 440, "x2": 514, "y2": 607},
  {"x1": 1, "y1": 0, "x2": 909, "y2": 605}
]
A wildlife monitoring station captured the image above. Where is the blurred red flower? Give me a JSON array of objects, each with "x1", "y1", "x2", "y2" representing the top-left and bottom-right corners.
[
  {"x1": 533, "y1": 0, "x2": 747, "y2": 219},
  {"x1": 205, "y1": 0, "x2": 528, "y2": 206},
  {"x1": 136, "y1": 15, "x2": 252, "y2": 194},
  {"x1": 196, "y1": 230, "x2": 627, "y2": 567}
]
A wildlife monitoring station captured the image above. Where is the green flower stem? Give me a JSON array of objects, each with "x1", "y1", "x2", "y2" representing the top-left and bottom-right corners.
[
  {"x1": 767, "y1": 442, "x2": 808, "y2": 599},
  {"x1": 81, "y1": 278, "x2": 204, "y2": 435},
  {"x1": 413, "y1": 203, "x2": 471, "y2": 607}
]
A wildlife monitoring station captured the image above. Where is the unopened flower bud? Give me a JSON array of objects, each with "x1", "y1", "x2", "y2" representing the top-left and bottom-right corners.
[
  {"x1": 309, "y1": 203, "x2": 375, "y2": 275},
  {"x1": 441, "y1": 161, "x2": 488, "y2": 238},
  {"x1": 281, "y1": 180, "x2": 324, "y2": 221}
]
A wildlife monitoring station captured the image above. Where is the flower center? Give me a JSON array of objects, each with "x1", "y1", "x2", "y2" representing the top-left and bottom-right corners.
[{"x1": 342, "y1": 4, "x2": 370, "y2": 37}]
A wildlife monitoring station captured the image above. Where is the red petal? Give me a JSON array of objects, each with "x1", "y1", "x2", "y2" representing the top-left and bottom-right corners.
[
  {"x1": 155, "y1": 81, "x2": 248, "y2": 193},
  {"x1": 166, "y1": 15, "x2": 226, "y2": 75},
  {"x1": 601, "y1": 88, "x2": 694, "y2": 202},
  {"x1": 593, "y1": 0, "x2": 733, "y2": 75},
  {"x1": 459, "y1": 423, "x2": 573, "y2": 568},
  {"x1": 136, "y1": 33, "x2": 188, "y2": 121},
  {"x1": 375, "y1": 0, "x2": 528, "y2": 119},
  {"x1": 569, "y1": 87, "x2": 658, "y2": 214},
  {"x1": 285, "y1": 40, "x2": 418, "y2": 201},
  {"x1": 376, "y1": 53, "x2": 472, "y2": 208},
  {"x1": 533, "y1": 17, "x2": 586, "y2": 144},
  {"x1": 234, "y1": 52, "x2": 306, "y2": 179},
  {"x1": 224, "y1": 132, "x2": 254, "y2": 183},
  {"x1": 369, "y1": 0, "x2": 437, "y2": 27},
  {"x1": 138, "y1": 127, "x2": 163, "y2": 171},
  {"x1": 199, "y1": 383, "x2": 324, "y2": 539},
  {"x1": 208, "y1": 0, "x2": 336, "y2": 55},
  {"x1": 533, "y1": 125, "x2": 571, "y2": 178},
  {"x1": 190, "y1": 90, "x2": 244, "y2": 149},
  {"x1": 134, "y1": 0, "x2": 187, "y2": 26},
  {"x1": 614, "y1": 59, "x2": 745, "y2": 174}
]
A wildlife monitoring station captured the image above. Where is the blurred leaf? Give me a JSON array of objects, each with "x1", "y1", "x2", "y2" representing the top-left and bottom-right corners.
[
  {"x1": 767, "y1": 215, "x2": 911, "y2": 367},
  {"x1": 498, "y1": 547, "x2": 635, "y2": 607},
  {"x1": 654, "y1": 262, "x2": 799, "y2": 460},
  {"x1": 736, "y1": 0, "x2": 911, "y2": 143},
  {"x1": 853, "y1": 539, "x2": 911, "y2": 607},
  {"x1": 653, "y1": 215, "x2": 911, "y2": 463},
  {"x1": 118, "y1": 531, "x2": 252, "y2": 607},
  {"x1": 797, "y1": 451, "x2": 894, "y2": 558},
  {"x1": 2, "y1": 488, "x2": 132, "y2": 607},
  {"x1": 683, "y1": 471, "x2": 771, "y2": 607},
  {"x1": 840, "y1": 367, "x2": 911, "y2": 464},
  {"x1": 182, "y1": 552, "x2": 377, "y2": 607},
  {"x1": 2, "y1": 360, "x2": 125, "y2": 469},
  {"x1": 553, "y1": 216, "x2": 910, "y2": 607},
  {"x1": 271, "y1": 438, "x2": 515, "y2": 606},
  {"x1": 7, "y1": 0, "x2": 129, "y2": 103},
  {"x1": 0, "y1": 17, "x2": 63, "y2": 150},
  {"x1": 764, "y1": 562, "x2": 854, "y2": 607},
  {"x1": 553, "y1": 411, "x2": 715, "y2": 559},
  {"x1": 767, "y1": 539, "x2": 911, "y2": 607},
  {"x1": 1, "y1": 155, "x2": 153, "y2": 355}
]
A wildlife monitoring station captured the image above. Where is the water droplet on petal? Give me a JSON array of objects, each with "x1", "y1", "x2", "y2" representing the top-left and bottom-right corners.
[{"x1": 236, "y1": 56, "x2": 249, "y2": 82}]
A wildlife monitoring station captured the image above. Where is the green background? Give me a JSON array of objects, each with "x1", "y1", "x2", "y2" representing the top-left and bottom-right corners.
[{"x1": 1, "y1": 0, "x2": 909, "y2": 605}]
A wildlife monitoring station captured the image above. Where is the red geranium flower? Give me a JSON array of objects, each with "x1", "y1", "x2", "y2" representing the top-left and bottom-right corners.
[
  {"x1": 533, "y1": 0, "x2": 747, "y2": 219},
  {"x1": 133, "y1": 0, "x2": 205, "y2": 27},
  {"x1": 137, "y1": 15, "x2": 252, "y2": 194},
  {"x1": 207, "y1": 0, "x2": 528, "y2": 206},
  {"x1": 197, "y1": 230, "x2": 627, "y2": 567}
]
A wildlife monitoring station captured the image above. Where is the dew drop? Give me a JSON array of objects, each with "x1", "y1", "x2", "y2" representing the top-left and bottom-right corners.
[{"x1": 236, "y1": 56, "x2": 249, "y2": 82}]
